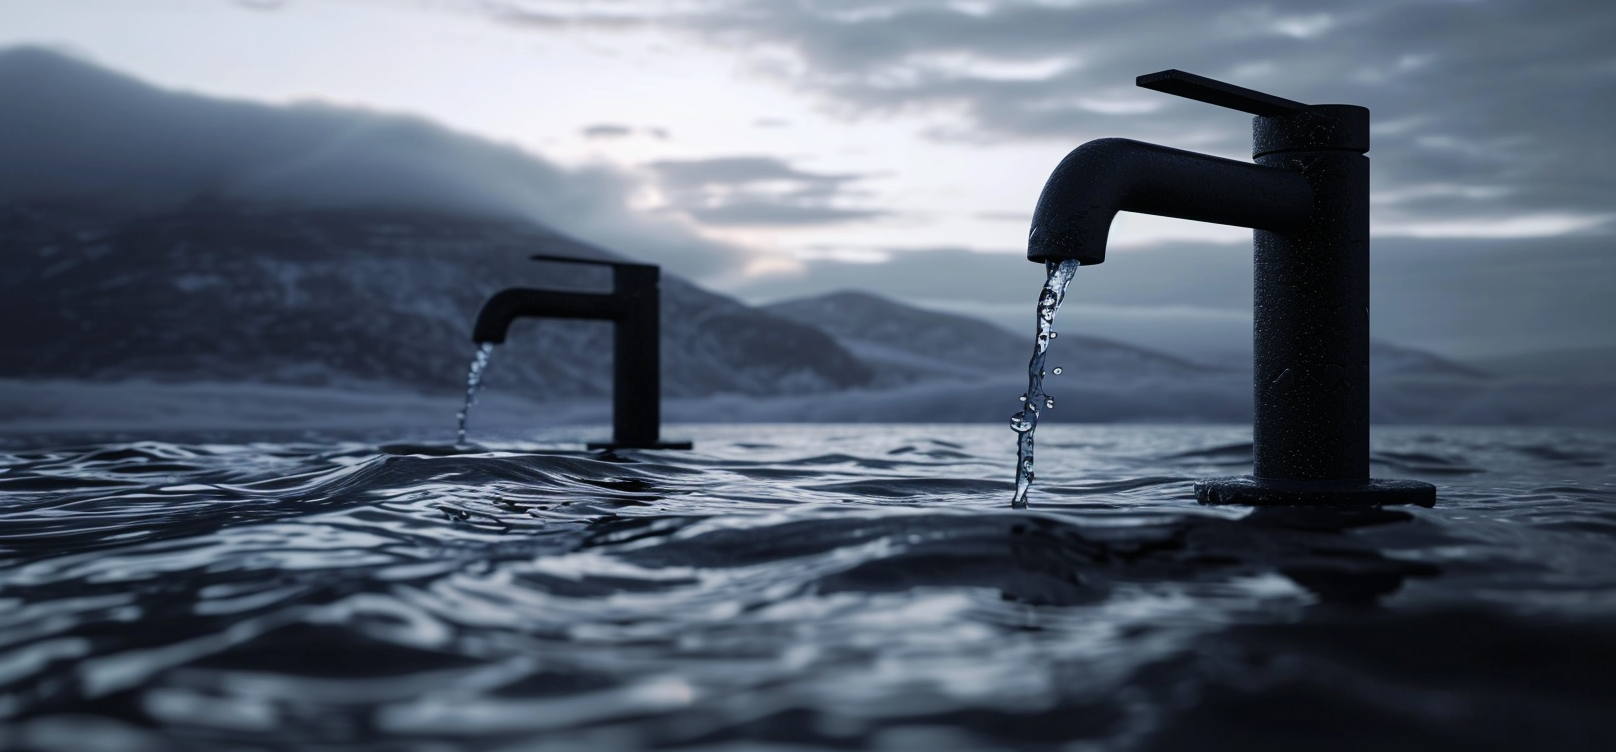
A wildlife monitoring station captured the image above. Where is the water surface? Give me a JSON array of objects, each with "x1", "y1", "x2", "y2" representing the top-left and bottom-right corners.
[{"x1": 1, "y1": 424, "x2": 1614, "y2": 750}]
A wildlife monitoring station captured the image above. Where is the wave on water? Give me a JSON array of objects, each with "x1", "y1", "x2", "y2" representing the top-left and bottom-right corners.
[{"x1": 1, "y1": 425, "x2": 1615, "y2": 750}]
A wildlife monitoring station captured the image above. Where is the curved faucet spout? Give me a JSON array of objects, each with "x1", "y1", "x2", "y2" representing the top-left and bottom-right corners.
[
  {"x1": 1027, "y1": 138, "x2": 1312, "y2": 265},
  {"x1": 466, "y1": 259, "x2": 684, "y2": 450},
  {"x1": 472, "y1": 288, "x2": 623, "y2": 344}
]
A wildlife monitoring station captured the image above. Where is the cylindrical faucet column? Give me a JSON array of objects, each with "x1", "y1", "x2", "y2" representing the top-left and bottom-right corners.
[
  {"x1": 612, "y1": 264, "x2": 662, "y2": 447},
  {"x1": 1251, "y1": 105, "x2": 1371, "y2": 481}
]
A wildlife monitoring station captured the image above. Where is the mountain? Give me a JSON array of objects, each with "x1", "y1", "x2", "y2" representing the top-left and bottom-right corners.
[
  {"x1": 1469, "y1": 346, "x2": 1616, "y2": 383},
  {"x1": 763, "y1": 290, "x2": 1207, "y2": 386},
  {"x1": 1369, "y1": 340, "x2": 1489, "y2": 380},
  {"x1": 0, "y1": 201, "x2": 870, "y2": 398}
]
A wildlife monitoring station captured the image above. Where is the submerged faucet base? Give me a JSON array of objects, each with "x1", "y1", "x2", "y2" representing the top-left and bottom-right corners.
[
  {"x1": 1196, "y1": 476, "x2": 1436, "y2": 508},
  {"x1": 587, "y1": 439, "x2": 694, "y2": 451}
]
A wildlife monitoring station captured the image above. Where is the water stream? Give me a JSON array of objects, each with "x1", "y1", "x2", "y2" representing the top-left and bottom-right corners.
[
  {"x1": 454, "y1": 341, "x2": 495, "y2": 446},
  {"x1": 1011, "y1": 259, "x2": 1082, "y2": 508}
]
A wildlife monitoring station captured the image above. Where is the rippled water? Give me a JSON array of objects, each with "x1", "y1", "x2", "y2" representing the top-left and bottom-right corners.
[{"x1": 2, "y1": 424, "x2": 1614, "y2": 751}]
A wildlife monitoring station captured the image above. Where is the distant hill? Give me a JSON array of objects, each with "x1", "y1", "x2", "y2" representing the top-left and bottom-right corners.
[
  {"x1": 1469, "y1": 346, "x2": 1616, "y2": 383},
  {"x1": 764, "y1": 290, "x2": 1206, "y2": 386},
  {"x1": 0, "y1": 202, "x2": 871, "y2": 398}
]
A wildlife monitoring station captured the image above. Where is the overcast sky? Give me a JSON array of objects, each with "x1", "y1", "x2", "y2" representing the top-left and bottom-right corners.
[{"x1": 2, "y1": 0, "x2": 1613, "y2": 360}]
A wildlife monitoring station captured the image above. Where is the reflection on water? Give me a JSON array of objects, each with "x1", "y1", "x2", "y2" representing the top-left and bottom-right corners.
[{"x1": 1, "y1": 425, "x2": 1614, "y2": 750}]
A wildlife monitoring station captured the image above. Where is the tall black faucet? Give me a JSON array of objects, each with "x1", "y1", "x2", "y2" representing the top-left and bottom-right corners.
[
  {"x1": 1029, "y1": 70, "x2": 1434, "y2": 507},
  {"x1": 472, "y1": 255, "x2": 691, "y2": 450}
]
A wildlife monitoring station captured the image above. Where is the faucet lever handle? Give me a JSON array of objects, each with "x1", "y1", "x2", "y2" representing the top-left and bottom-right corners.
[{"x1": 1137, "y1": 69, "x2": 1310, "y2": 117}]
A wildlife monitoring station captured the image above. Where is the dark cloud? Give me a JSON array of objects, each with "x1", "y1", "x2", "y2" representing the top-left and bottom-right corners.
[
  {"x1": 0, "y1": 47, "x2": 748, "y2": 282},
  {"x1": 581, "y1": 123, "x2": 634, "y2": 138},
  {"x1": 479, "y1": 0, "x2": 1616, "y2": 233},
  {"x1": 712, "y1": 0, "x2": 1616, "y2": 227},
  {"x1": 685, "y1": 203, "x2": 883, "y2": 225},
  {"x1": 646, "y1": 155, "x2": 883, "y2": 226},
  {"x1": 581, "y1": 123, "x2": 670, "y2": 139}
]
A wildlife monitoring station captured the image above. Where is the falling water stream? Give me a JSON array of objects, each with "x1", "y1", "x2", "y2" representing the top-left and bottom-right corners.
[
  {"x1": 455, "y1": 342, "x2": 495, "y2": 446},
  {"x1": 1011, "y1": 259, "x2": 1081, "y2": 508}
]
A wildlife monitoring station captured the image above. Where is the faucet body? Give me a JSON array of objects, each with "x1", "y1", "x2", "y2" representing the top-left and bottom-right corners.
[
  {"x1": 1030, "y1": 71, "x2": 1433, "y2": 506},
  {"x1": 472, "y1": 256, "x2": 690, "y2": 450}
]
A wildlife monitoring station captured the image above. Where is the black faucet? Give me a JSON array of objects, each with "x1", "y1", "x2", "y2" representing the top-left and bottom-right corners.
[
  {"x1": 472, "y1": 255, "x2": 691, "y2": 450},
  {"x1": 1029, "y1": 70, "x2": 1434, "y2": 507}
]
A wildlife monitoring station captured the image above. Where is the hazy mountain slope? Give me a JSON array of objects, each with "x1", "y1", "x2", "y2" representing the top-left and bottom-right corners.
[
  {"x1": 1369, "y1": 340, "x2": 1490, "y2": 380},
  {"x1": 0, "y1": 46, "x2": 551, "y2": 217},
  {"x1": 0, "y1": 202, "x2": 870, "y2": 398},
  {"x1": 1469, "y1": 346, "x2": 1616, "y2": 383},
  {"x1": 763, "y1": 290, "x2": 1206, "y2": 385},
  {"x1": 0, "y1": 45, "x2": 744, "y2": 280}
]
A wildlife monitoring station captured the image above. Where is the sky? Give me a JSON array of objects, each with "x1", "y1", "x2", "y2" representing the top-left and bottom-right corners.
[{"x1": 2, "y1": 0, "x2": 1614, "y2": 360}]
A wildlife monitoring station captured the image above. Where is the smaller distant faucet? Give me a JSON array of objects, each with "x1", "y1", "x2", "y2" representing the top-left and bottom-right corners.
[
  {"x1": 1029, "y1": 70, "x2": 1434, "y2": 507},
  {"x1": 472, "y1": 255, "x2": 691, "y2": 450}
]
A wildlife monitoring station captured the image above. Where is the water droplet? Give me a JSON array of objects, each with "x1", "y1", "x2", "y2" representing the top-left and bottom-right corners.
[
  {"x1": 1044, "y1": 397, "x2": 1055, "y2": 409},
  {"x1": 1018, "y1": 395, "x2": 1027, "y2": 402},
  {"x1": 1049, "y1": 331, "x2": 1058, "y2": 339},
  {"x1": 457, "y1": 342, "x2": 498, "y2": 445},
  {"x1": 1052, "y1": 367, "x2": 1063, "y2": 375}
]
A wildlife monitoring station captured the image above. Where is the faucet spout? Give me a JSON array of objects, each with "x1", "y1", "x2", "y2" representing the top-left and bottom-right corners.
[
  {"x1": 472, "y1": 288, "x2": 624, "y2": 344},
  {"x1": 1027, "y1": 138, "x2": 1312, "y2": 265}
]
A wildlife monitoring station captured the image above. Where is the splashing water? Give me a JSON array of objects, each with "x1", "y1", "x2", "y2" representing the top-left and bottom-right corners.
[
  {"x1": 455, "y1": 342, "x2": 495, "y2": 446},
  {"x1": 1011, "y1": 259, "x2": 1081, "y2": 508}
]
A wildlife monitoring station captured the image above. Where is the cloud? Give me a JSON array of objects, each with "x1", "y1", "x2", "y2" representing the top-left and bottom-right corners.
[
  {"x1": 581, "y1": 123, "x2": 634, "y2": 138},
  {"x1": 580, "y1": 123, "x2": 670, "y2": 139},
  {"x1": 646, "y1": 155, "x2": 884, "y2": 226},
  {"x1": 0, "y1": 46, "x2": 752, "y2": 283},
  {"x1": 479, "y1": 0, "x2": 1616, "y2": 237}
]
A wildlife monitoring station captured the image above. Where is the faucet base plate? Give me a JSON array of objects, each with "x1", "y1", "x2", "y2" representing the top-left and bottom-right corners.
[
  {"x1": 1196, "y1": 476, "x2": 1435, "y2": 508},
  {"x1": 587, "y1": 439, "x2": 694, "y2": 451}
]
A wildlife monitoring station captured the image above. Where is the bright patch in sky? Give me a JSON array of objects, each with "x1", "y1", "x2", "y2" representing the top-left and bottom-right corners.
[{"x1": 1376, "y1": 213, "x2": 1614, "y2": 240}]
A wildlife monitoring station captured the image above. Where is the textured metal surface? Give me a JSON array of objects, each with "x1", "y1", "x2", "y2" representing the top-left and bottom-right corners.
[
  {"x1": 471, "y1": 260, "x2": 685, "y2": 450},
  {"x1": 1026, "y1": 139, "x2": 1311, "y2": 265},
  {"x1": 1253, "y1": 104, "x2": 1370, "y2": 157},
  {"x1": 1253, "y1": 149, "x2": 1370, "y2": 480}
]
